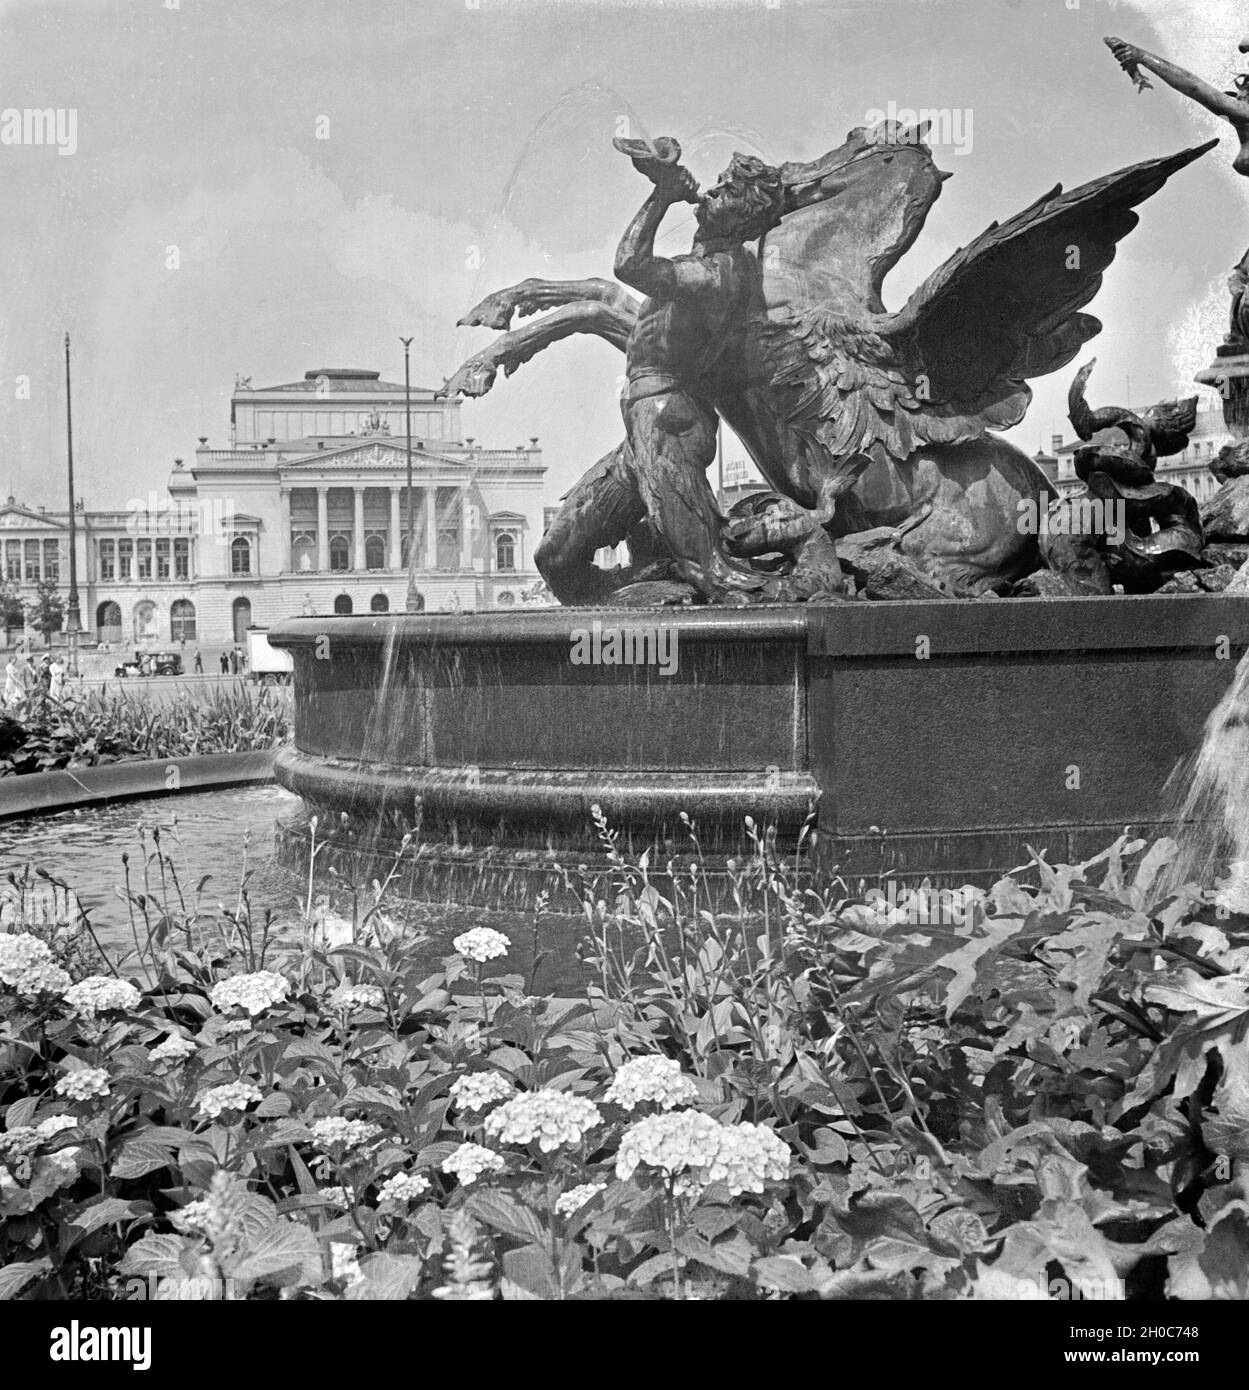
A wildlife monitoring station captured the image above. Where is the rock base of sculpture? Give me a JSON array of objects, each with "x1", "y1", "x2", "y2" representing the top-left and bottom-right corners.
[{"x1": 269, "y1": 598, "x2": 1249, "y2": 909}]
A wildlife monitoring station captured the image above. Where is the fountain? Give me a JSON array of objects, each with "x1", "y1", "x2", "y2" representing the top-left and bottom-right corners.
[{"x1": 272, "y1": 66, "x2": 1249, "y2": 908}]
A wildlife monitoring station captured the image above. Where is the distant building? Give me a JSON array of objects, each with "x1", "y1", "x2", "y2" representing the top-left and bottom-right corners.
[
  {"x1": 1033, "y1": 403, "x2": 1230, "y2": 504},
  {"x1": 0, "y1": 366, "x2": 551, "y2": 649}
]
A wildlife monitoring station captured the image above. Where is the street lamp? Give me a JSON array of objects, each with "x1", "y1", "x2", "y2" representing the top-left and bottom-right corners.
[
  {"x1": 63, "y1": 333, "x2": 82, "y2": 677},
  {"x1": 400, "y1": 337, "x2": 422, "y2": 613}
]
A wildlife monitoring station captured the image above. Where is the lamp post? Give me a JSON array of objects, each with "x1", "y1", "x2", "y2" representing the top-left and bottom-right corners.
[
  {"x1": 401, "y1": 336, "x2": 421, "y2": 611},
  {"x1": 63, "y1": 333, "x2": 81, "y2": 677}
]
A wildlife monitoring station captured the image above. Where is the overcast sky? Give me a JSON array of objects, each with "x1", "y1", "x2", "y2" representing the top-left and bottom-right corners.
[{"x1": 2, "y1": 0, "x2": 1246, "y2": 510}]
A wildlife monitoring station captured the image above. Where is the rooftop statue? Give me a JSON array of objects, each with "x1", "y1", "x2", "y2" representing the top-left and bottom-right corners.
[{"x1": 446, "y1": 122, "x2": 1213, "y2": 605}]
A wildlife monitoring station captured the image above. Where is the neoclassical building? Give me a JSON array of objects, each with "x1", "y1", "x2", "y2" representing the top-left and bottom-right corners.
[{"x1": 0, "y1": 367, "x2": 549, "y2": 649}]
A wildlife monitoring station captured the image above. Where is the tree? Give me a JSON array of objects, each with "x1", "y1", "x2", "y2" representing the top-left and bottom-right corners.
[
  {"x1": 0, "y1": 581, "x2": 23, "y2": 633},
  {"x1": 28, "y1": 579, "x2": 64, "y2": 647}
]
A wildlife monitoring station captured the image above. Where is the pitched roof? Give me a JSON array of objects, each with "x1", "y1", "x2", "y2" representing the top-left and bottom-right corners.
[{"x1": 246, "y1": 369, "x2": 442, "y2": 395}]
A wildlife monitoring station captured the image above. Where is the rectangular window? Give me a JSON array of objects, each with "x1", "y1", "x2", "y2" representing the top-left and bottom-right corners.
[
  {"x1": 117, "y1": 537, "x2": 133, "y2": 580},
  {"x1": 4, "y1": 541, "x2": 20, "y2": 581},
  {"x1": 42, "y1": 539, "x2": 59, "y2": 581},
  {"x1": 137, "y1": 538, "x2": 152, "y2": 581},
  {"x1": 156, "y1": 537, "x2": 170, "y2": 579},
  {"x1": 174, "y1": 537, "x2": 189, "y2": 580},
  {"x1": 23, "y1": 540, "x2": 40, "y2": 581},
  {"x1": 99, "y1": 539, "x2": 115, "y2": 580}
]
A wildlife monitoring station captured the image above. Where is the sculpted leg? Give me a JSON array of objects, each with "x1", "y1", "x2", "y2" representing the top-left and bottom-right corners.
[{"x1": 535, "y1": 442, "x2": 647, "y2": 605}]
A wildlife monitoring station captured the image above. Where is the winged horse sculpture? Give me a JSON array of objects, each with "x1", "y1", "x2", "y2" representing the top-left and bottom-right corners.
[{"x1": 444, "y1": 122, "x2": 1214, "y2": 603}]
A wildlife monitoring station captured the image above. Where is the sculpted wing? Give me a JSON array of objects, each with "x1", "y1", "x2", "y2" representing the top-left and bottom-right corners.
[{"x1": 755, "y1": 141, "x2": 1215, "y2": 467}]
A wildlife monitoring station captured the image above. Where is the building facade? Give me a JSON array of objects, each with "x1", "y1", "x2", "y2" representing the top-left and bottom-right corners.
[{"x1": 0, "y1": 367, "x2": 549, "y2": 650}]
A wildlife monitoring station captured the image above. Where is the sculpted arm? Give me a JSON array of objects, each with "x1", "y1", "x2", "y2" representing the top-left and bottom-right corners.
[
  {"x1": 1105, "y1": 37, "x2": 1249, "y2": 128},
  {"x1": 614, "y1": 182, "x2": 719, "y2": 300}
]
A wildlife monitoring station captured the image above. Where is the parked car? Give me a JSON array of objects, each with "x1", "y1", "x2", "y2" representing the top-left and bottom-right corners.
[{"x1": 114, "y1": 650, "x2": 183, "y2": 678}]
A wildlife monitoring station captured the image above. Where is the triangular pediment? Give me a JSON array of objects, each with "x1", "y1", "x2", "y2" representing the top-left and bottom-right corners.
[
  {"x1": 0, "y1": 503, "x2": 66, "y2": 528},
  {"x1": 278, "y1": 441, "x2": 464, "y2": 473}
]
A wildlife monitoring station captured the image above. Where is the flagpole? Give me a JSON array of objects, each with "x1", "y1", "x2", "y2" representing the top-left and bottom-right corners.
[
  {"x1": 401, "y1": 337, "x2": 420, "y2": 611},
  {"x1": 64, "y1": 333, "x2": 81, "y2": 677}
]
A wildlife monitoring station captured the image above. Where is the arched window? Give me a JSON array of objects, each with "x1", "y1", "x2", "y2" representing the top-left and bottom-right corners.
[
  {"x1": 370, "y1": 593, "x2": 390, "y2": 613},
  {"x1": 170, "y1": 599, "x2": 196, "y2": 642},
  {"x1": 291, "y1": 532, "x2": 316, "y2": 571},
  {"x1": 329, "y1": 534, "x2": 350, "y2": 572},
  {"x1": 436, "y1": 528, "x2": 458, "y2": 570},
  {"x1": 230, "y1": 536, "x2": 251, "y2": 575},
  {"x1": 96, "y1": 600, "x2": 122, "y2": 643},
  {"x1": 333, "y1": 593, "x2": 353, "y2": 615},
  {"x1": 495, "y1": 531, "x2": 516, "y2": 572},
  {"x1": 365, "y1": 535, "x2": 386, "y2": 571},
  {"x1": 133, "y1": 601, "x2": 158, "y2": 643},
  {"x1": 496, "y1": 590, "x2": 515, "y2": 607},
  {"x1": 232, "y1": 597, "x2": 252, "y2": 644}
]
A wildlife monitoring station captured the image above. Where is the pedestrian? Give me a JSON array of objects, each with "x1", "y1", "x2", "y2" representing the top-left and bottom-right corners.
[
  {"x1": 48, "y1": 656, "x2": 65, "y2": 700},
  {"x1": 219, "y1": 652, "x2": 229, "y2": 675},
  {"x1": 37, "y1": 655, "x2": 52, "y2": 692},
  {"x1": 3, "y1": 652, "x2": 21, "y2": 707},
  {"x1": 194, "y1": 649, "x2": 203, "y2": 674},
  {"x1": 230, "y1": 647, "x2": 239, "y2": 675}
]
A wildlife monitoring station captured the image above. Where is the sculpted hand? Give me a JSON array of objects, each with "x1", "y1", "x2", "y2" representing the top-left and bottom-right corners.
[{"x1": 1105, "y1": 37, "x2": 1153, "y2": 91}]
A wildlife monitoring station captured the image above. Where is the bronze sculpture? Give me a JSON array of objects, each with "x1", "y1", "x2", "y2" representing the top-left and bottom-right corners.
[{"x1": 447, "y1": 122, "x2": 1213, "y2": 605}]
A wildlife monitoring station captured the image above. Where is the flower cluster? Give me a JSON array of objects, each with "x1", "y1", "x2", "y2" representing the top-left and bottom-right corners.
[
  {"x1": 448, "y1": 1070, "x2": 514, "y2": 1113},
  {"x1": 334, "y1": 984, "x2": 386, "y2": 1011},
  {"x1": 554, "y1": 1182, "x2": 607, "y2": 1217},
  {"x1": 0, "y1": 932, "x2": 72, "y2": 998},
  {"x1": 208, "y1": 971, "x2": 290, "y2": 1017},
  {"x1": 317, "y1": 1186, "x2": 350, "y2": 1207},
  {"x1": 310, "y1": 1117, "x2": 382, "y2": 1152},
  {"x1": 36, "y1": 1115, "x2": 79, "y2": 1140},
  {"x1": 483, "y1": 1089, "x2": 602, "y2": 1153},
  {"x1": 452, "y1": 927, "x2": 510, "y2": 964},
  {"x1": 603, "y1": 1055, "x2": 699, "y2": 1112},
  {"x1": 54, "y1": 1067, "x2": 111, "y2": 1102},
  {"x1": 0, "y1": 1126, "x2": 41, "y2": 1160},
  {"x1": 216, "y1": 1019, "x2": 253, "y2": 1038},
  {"x1": 149, "y1": 1033, "x2": 197, "y2": 1064},
  {"x1": 195, "y1": 1081, "x2": 262, "y2": 1119},
  {"x1": 615, "y1": 1111, "x2": 791, "y2": 1197},
  {"x1": 441, "y1": 1142, "x2": 507, "y2": 1186},
  {"x1": 62, "y1": 974, "x2": 142, "y2": 1019},
  {"x1": 376, "y1": 1171, "x2": 431, "y2": 1205}
]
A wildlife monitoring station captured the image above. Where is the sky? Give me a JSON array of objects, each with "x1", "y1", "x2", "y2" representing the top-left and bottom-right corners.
[{"x1": 1, "y1": 0, "x2": 1247, "y2": 510}]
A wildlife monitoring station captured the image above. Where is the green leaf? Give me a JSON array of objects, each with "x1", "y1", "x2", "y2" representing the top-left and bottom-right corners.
[
  {"x1": 345, "y1": 1251, "x2": 423, "y2": 1301},
  {"x1": 0, "y1": 1259, "x2": 51, "y2": 1300},
  {"x1": 111, "y1": 1139, "x2": 176, "y2": 1180},
  {"x1": 64, "y1": 1196, "x2": 152, "y2": 1249},
  {"x1": 229, "y1": 1221, "x2": 323, "y2": 1287},
  {"x1": 119, "y1": 1233, "x2": 193, "y2": 1280},
  {"x1": 500, "y1": 1244, "x2": 559, "y2": 1299},
  {"x1": 752, "y1": 1255, "x2": 818, "y2": 1293},
  {"x1": 5, "y1": 1096, "x2": 39, "y2": 1130},
  {"x1": 467, "y1": 1190, "x2": 547, "y2": 1245}
]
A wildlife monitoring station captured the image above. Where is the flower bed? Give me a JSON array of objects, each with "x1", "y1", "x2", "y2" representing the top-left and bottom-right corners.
[
  {"x1": 0, "y1": 816, "x2": 1246, "y2": 1301},
  {"x1": 0, "y1": 683, "x2": 289, "y2": 777}
]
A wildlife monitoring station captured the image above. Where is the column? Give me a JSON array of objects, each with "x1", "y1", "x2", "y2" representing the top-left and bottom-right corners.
[
  {"x1": 459, "y1": 487, "x2": 473, "y2": 570},
  {"x1": 278, "y1": 489, "x2": 291, "y2": 573},
  {"x1": 389, "y1": 488, "x2": 402, "y2": 569},
  {"x1": 316, "y1": 487, "x2": 328, "y2": 572},
  {"x1": 353, "y1": 487, "x2": 366, "y2": 571},
  {"x1": 425, "y1": 487, "x2": 438, "y2": 570}
]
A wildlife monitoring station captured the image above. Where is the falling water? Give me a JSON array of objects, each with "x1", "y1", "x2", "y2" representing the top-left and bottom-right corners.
[{"x1": 1163, "y1": 645, "x2": 1249, "y2": 909}]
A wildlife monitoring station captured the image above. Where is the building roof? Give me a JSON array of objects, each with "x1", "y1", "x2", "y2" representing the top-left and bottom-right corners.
[{"x1": 244, "y1": 368, "x2": 443, "y2": 395}]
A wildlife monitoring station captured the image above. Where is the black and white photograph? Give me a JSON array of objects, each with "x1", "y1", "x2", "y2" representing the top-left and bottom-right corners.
[{"x1": 0, "y1": 0, "x2": 1246, "y2": 1348}]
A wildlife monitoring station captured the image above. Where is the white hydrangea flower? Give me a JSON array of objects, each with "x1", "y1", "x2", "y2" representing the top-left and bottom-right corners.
[
  {"x1": 334, "y1": 984, "x2": 386, "y2": 1011},
  {"x1": 452, "y1": 927, "x2": 510, "y2": 964},
  {"x1": 603, "y1": 1056, "x2": 699, "y2": 1112},
  {"x1": 554, "y1": 1182, "x2": 606, "y2": 1217},
  {"x1": 309, "y1": 1117, "x2": 382, "y2": 1152},
  {"x1": 330, "y1": 1244, "x2": 362, "y2": 1284},
  {"x1": 54, "y1": 1067, "x2": 111, "y2": 1102},
  {"x1": 216, "y1": 1019, "x2": 253, "y2": 1037},
  {"x1": 194, "y1": 1081, "x2": 262, "y2": 1119},
  {"x1": 482, "y1": 1089, "x2": 602, "y2": 1153},
  {"x1": 14, "y1": 959, "x2": 73, "y2": 998},
  {"x1": 62, "y1": 975, "x2": 142, "y2": 1018},
  {"x1": 0, "y1": 1126, "x2": 41, "y2": 1159},
  {"x1": 615, "y1": 1111, "x2": 790, "y2": 1197},
  {"x1": 317, "y1": 1185, "x2": 351, "y2": 1207},
  {"x1": 149, "y1": 1033, "x2": 197, "y2": 1064},
  {"x1": 376, "y1": 1171, "x2": 431, "y2": 1206},
  {"x1": 208, "y1": 971, "x2": 290, "y2": 1017},
  {"x1": 0, "y1": 935, "x2": 74, "y2": 999},
  {"x1": 170, "y1": 1196, "x2": 213, "y2": 1235},
  {"x1": 440, "y1": 1142, "x2": 506, "y2": 1186},
  {"x1": 36, "y1": 1115, "x2": 80, "y2": 1140},
  {"x1": 448, "y1": 1070, "x2": 514, "y2": 1113}
]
